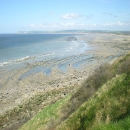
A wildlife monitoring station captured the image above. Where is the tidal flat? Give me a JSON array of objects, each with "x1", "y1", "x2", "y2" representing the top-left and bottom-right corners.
[{"x1": 0, "y1": 33, "x2": 130, "y2": 129}]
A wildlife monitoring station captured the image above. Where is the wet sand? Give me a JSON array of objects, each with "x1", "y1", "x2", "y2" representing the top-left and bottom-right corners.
[{"x1": 0, "y1": 33, "x2": 130, "y2": 115}]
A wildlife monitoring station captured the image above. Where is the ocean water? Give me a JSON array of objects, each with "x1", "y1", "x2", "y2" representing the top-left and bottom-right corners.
[
  {"x1": 0, "y1": 34, "x2": 87, "y2": 66},
  {"x1": 0, "y1": 34, "x2": 89, "y2": 68}
]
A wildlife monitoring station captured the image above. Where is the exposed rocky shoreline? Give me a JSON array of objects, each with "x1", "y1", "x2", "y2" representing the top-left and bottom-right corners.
[{"x1": 0, "y1": 33, "x2": 130, "y2": 130}]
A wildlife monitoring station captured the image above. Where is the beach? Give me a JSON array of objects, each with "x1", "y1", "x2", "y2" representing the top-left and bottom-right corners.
[{"x1": 0, "y1": 33, "x2": 130, "y2": 119}]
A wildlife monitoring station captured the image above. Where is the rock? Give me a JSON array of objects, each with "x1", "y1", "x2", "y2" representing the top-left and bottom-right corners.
[
  {"x1": 2, "y1": 124, "x2": 7, "y2": 128},
  {"x1": 65, "y1": 37, "x2": 77, "y2": 41}
]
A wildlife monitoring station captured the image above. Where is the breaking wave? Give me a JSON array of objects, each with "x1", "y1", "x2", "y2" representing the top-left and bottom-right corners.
[{"x1": 0, "y1": 56, "x2": 31, "y2": 67}]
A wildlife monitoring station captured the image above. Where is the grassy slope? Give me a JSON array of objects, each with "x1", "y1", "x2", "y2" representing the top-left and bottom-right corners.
[
  {"x1": 0, "y1": 82, "x2": 77, "y2": 130},
  {"x1": 20, "y1": 95, "x2": 71, "y2": 130},
  {"x1": 57, "y1": 53, "x2": 130, "y2": 130},
  {"x1": 57, "y1": 73, "x2": 130, "y2": 130},
  {"x1": 19, "y1": 53, "x2": 130, "y2": 130}
]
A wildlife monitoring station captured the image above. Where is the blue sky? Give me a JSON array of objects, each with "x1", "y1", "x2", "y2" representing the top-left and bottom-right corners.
[{"x1": 0, "y1": 0, "x2": 130, "y2": 33}]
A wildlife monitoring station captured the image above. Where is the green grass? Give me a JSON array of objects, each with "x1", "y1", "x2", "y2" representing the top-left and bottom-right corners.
[
  {"x1": 93, "y1": 115, "x2": 130, "y2": 130},
  {"x1": 57, "y1": 73, "x2": 130, "y2": 130},
  {"x1": 0, "y1": 90, "x2": 59, "y2": 129},
  {"x1": 19, "y1": 53, "x2": 130, "y2": 130},
  {"x1": 20, "y1": 95, "x2": 71, "y2": 130},
  {"x1": 0, "y1": 84, "x2": 76, "y2": 129},
  {"x1": 57, "y1": 52, "x2": 130, "y2": 130}
]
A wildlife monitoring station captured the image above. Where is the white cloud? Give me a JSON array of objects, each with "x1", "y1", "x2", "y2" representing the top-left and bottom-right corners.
[
  {"x1": 102, "y1": 23, "x2": 114, "y2": 26},
  {"x1": 29, "y1": 22, "x2": 87, "y2": 30},
  {"x1": 117, "y1": 21, "x2": 125, "y2": 26},
  {"x1": 29, "y1": 21, "x2": 130, "y2": 30},
  {"x1": 102, "y1": 21, "x2": 128, "y2": 27},
  {"x1": 30, "y1": 24, "x2": 36, "y2": 27},
  {"x1": 61, "y1": 13, "x2": 82, "y2": 19}
]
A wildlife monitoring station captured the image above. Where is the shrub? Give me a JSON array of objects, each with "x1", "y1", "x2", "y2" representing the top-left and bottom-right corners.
[
  {"x1": 117, "y1": 57, "x2": 130, "y2": 75},
  {"x1": 61, "y1": 63, "x2": 115, "y2": 123},
  {"x1": 46, "y1": 118, "x2": 57, "y2": 130},
  {"x1": 60, "y1": 57, "x2": 130, "y2": 125},
  {"x1": 86, "y1": 63, "x2": 114, "y2": 90}
]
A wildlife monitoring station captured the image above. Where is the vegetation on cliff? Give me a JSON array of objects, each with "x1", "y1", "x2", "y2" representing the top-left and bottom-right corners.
[{"x1": 19, "y1": 53, "x2": 130, "y2": 130}]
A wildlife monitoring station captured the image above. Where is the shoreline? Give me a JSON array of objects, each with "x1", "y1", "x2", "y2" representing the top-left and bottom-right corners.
[{"x1": 0, "y1": 33, "x2": 130, "y2": 115}]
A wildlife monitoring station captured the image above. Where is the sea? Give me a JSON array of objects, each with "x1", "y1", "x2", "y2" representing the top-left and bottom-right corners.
[{"x1": 0, "y1": 34, "x2": 90, "y2": 75}]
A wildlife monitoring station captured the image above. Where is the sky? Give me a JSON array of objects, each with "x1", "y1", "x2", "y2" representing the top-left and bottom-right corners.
[{"x1": 0, "y1": 0, "x2": 130, "y2": 33}]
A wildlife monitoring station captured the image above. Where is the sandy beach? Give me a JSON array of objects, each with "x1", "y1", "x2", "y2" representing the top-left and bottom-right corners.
[{"x1": 0, "y1": 33, "x2": 130, "y2": 128}]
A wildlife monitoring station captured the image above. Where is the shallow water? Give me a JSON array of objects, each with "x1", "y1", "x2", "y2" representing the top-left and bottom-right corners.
[
  {"x1": 0, "y1": 34, "x2": 91, "y2": 76},
  {"x1": 0, "y1": 34, "x2": 89, "y2": 66}
]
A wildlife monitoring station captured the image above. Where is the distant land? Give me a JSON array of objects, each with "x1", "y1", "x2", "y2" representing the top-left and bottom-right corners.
[
  {"x1": 16, "y1": 30, "x2": 88, "y2": 34},
  {"x1": 16, "y1": 30, "x2": 130, "y2": 35}
]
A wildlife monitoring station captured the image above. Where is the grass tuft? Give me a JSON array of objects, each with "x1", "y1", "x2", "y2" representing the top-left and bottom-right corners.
[{"x1": 57, "y1": 53, "x2": 130, "y2": 130}]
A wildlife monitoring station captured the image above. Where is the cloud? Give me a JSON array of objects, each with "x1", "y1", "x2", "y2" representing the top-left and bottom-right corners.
[
  {"x1": 117, "y1": 22, "x2": 124, "y2": 26},
  {"x1": 29, "y1": 21, "x2": 130, "y2": 30},
  {"x1": 29, "y1": 22, "x2": 86, "y2": 30},
  {"x1": 30, "y1": 24, "x2": 36, "y2": 27},
  {"x1": 61, "y1": 13, "x2": 82, "y2": 19},
  {"x1": 102, "y1": 21, "x2": 129, "y2": 27},
  {"x1": 102, "y1": 23, "x2": 114, "y2": 26}
]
